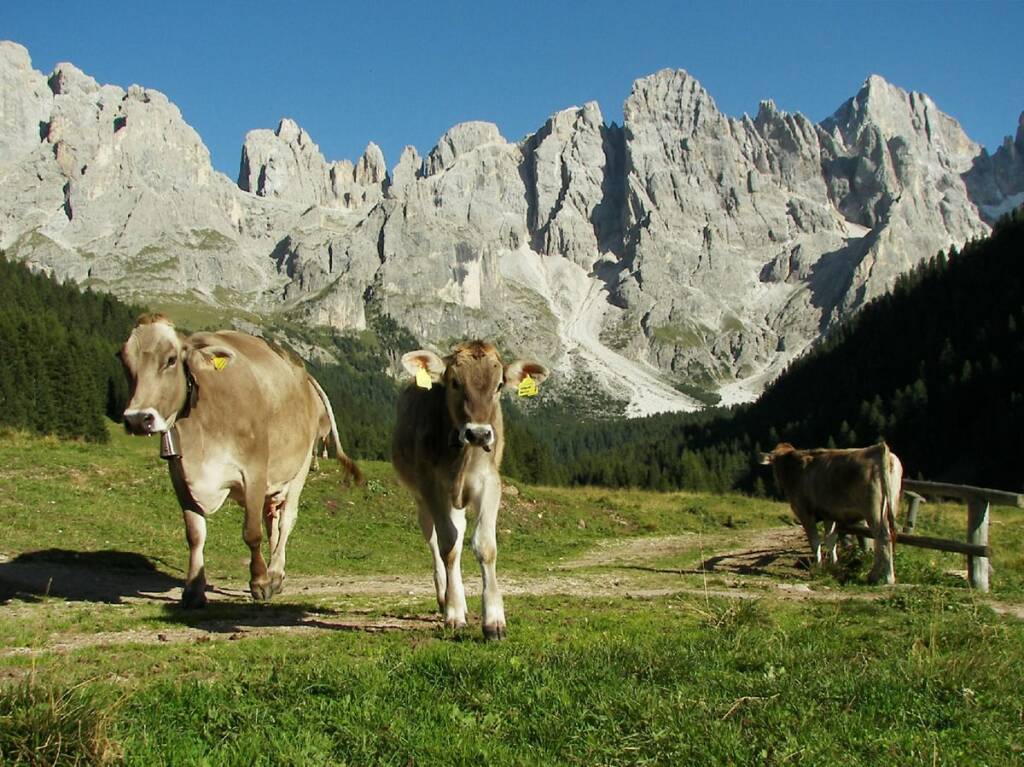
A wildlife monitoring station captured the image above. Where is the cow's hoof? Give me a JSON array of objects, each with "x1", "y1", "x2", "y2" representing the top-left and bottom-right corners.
[
  {"x1": 482, "y1": 623, "x2": 507, "y2": 641},
  {"x1": 269, "y1": 573, "x2": 285, "y2": 597},
  {"x1": 443, "y1": 617, "x2": 467, "y2": 631},
  {"x1": 181, "y1": 586, "x2": 207, "y2": 609},
  {"x1": 250, "y1": 580, "x2": 274, "y2": 602}
]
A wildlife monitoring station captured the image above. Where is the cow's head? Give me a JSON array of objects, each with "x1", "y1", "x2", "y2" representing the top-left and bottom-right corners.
[
  {"x1": 401, "y1": 341, "x2": 548, "y2": 451},
  {"x1": 118, "y1": 315, "x2": 235, "y2": 435},
  {"x1": 758, "y1": 442, "x2": 795, "y2": 466}
]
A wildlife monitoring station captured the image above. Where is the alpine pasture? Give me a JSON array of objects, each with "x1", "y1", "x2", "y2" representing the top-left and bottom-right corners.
[{"x1": 2, "y1": 425, "x2": 1024, "y2": 765}]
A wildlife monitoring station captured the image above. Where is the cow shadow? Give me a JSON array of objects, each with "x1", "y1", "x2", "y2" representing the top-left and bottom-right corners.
[
  {"x1": 157, "y1": 599, "x2": 333, "y2": 634},
  {"x1": 699, "y1": 542, "x2": 870, "y2": 583},
  {"x1": 698, "y1": 546, "x2": 798, "y2": 578},
  {"x1": 0, "y1": 550, "x2": 443, "y2": 637},
  {"x1": 155, "y1": 600, "x2": 443, "y2": 638},
  {"x1": 0, "y1": 548, "x2": 182, "y2": 604},
  {"x1": 599, "y1": 545, "x2": 805, "y2": 580}
]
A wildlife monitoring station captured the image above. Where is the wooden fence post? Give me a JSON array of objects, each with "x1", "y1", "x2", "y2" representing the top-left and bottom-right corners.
[
  {"x1": 966, "y1": 496, "x2": 991, "y2": 592},
  {"x1": 903, "y1": 491, "x2": 925, "y2": 533}
]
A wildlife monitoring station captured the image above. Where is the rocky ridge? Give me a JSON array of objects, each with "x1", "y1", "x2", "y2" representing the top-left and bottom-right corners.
[{"x1": 1, "y1": 40, "x2": 1021, "y2": 415}]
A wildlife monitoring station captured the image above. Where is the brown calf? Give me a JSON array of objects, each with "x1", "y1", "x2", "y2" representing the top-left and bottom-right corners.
[{"x1": 392, "y1": 340, "x2": 548, "y2": 639}]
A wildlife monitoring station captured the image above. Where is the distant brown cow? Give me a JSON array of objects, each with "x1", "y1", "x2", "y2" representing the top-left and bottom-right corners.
[
  {"x1": 119, "y1": 315, "x2": 361, "y2": 607},
  {"x1": 759, "y1": 442, "x2": 902, "y2": 584},
  {"x1": 392, "y1": 340, "x2": 548, "y2": 640}
]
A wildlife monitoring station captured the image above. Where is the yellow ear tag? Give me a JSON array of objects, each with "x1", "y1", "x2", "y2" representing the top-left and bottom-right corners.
[
  {"x1": 415, "y1": 366, "x2": 432, "y2": 390},
  {"x1": 517, "y1": 374, "x2": 538, "y2": 397},
  {"x1": 213, "y1": 356, "x2": 229, "y2": 371}
]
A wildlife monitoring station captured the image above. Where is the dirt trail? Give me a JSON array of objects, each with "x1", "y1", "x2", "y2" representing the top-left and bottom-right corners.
[{"x1": 2, "y1": 527, "x2": 1021, "y2": 655}]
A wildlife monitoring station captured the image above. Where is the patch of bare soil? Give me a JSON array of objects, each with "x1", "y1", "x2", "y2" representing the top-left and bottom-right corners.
[
  {"x1": 3, "y1": 612, "x2": 444, "y2": 657},
  {"x1": 3, "y1": 527, "x2": 1022, "y2": 655}
]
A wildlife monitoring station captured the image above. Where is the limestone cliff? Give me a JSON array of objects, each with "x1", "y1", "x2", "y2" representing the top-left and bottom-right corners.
[{"x1": 1, "y1": 41, "x2": 1020, "y2": 415}]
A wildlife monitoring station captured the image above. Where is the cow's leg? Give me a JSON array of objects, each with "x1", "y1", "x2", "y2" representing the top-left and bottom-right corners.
[
  {"x1": 433, "y1": 505, "x2": 468, "y2": 630},
  {"x1": 263, "y1": 497, "x2": 282, "y2": 562},
  {"x1": 417, "y1": 501, "x2": 447, "y2": 614},
  {"x1": 243, "y1": 481, "x2": 272, "y2": 601},
  {"x1": 267, "y1": 461, "x2": 312, "y2": 597},
  {"x1": 867, "y1": 512, "x2": 896, "y2": 585},
  {"x1": 799, "y1": 515, "x2": 823, "y2": 565},
  {"x1": 181, "y1": 508, "x2": 208, "y2": 608},
  {"x1": 471, "y1": 471, "x2": 505, "y2": 640},
  {"x1": 822, "y1": 521, "x2": 840, "y2": 564}
]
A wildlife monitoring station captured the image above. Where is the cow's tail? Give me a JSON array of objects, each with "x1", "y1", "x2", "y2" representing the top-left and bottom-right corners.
[
  {"x1": 879, "y1": 442, "x2": 898, "y2": 544},
  {"x1": 307, "y1": 375, "x2": 365, "y2": 487}
]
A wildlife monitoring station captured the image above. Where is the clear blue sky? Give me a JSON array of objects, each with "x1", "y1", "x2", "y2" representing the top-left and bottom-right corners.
[{"x1": 4, "y1": 1, "x2": 1022, "y2": 178}]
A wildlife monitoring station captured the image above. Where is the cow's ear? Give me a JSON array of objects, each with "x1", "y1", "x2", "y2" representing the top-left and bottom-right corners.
[
  {"x1": 505, "y1": 360, "x2": 549, "y2": 388},
  {"x1": 401, "y1": 350, "x2": 445, "y2": 382},
  {"x1": 188, "y1": 344, "x2": 236, "y2": 372}
]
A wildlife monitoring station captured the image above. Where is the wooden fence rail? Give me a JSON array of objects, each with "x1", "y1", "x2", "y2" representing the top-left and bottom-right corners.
[
  {"x1": 838, "y1": 524, "x2": 990, "y2": 558},
  {"x1": 871, "y1": 479, "x2": 1024, "y2": 592}
]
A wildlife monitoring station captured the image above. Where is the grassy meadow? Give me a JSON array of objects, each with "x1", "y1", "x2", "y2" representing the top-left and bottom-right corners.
[{"x1": 1, "y1": 424, "x2": 1023, "y2": 765}]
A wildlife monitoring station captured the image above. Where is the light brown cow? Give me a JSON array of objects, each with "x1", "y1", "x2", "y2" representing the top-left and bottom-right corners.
[
  {"x1": 392, "y1": 340, "x2": 547, "y2": 640},
  {"x1": 759, "y1": 442, "x2": 903, "y2": 584},
  {"x1": 119, "y1": 315, "x2": 361, "y2": 607}
]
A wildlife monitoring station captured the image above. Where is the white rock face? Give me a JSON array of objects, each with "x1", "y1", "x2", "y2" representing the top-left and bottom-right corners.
[
  {"x1": 0, "y1": 42, "x2": 53, "y2": 159},
  {"x1": 524, "y1": 102, "x2": 613, "y2": 267},
  {"x1": 2, "y1": 42, "x2": 1021, "y2": 415},
  {"x1": 239, "y1": 120, "x2": 385, "y2": 211}
]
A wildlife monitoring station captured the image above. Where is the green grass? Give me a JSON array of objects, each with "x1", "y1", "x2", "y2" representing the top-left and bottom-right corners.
[
  {"x1": 650, "y1": 322, "x2": 708, "y2": 349},
  {"x1": 2, "y1": 426, "x2": 1024, "y2": 765},
  {"x1": 4, "y1": 597, "x2": 1023, "y2": 765},
  {"x1": 143, "y1": 295, "x2": 264, "y2": 332}
]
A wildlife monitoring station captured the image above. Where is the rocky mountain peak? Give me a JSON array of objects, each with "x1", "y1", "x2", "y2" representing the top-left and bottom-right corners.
[
  {"x1": 0, "y1": 40, "x2": 31, "y2": 69},
  {"x1": 1, "y1": 41, "x2": 1021, "y2": 417},
  {"x1": 426, "y1": 121, "x2": 505, "y2": 175},
  {"x1": 48, "y1": 62, "x2": 99, "y2": 96},
  {"x1": 354, "y1": 142, "x2": 387, "y2": 185},
  {"x1": 238, "y1": 117, "x2": 332, "y2": 204},
  {"x1": 827, "y1": 74, "x2": 980, "y2": 168},
  {"x1": 624, "y1": 68, "x2": 723, "y2": 136},
  {"x1": 390, "y1": 145, "x2": 422, "y2": 193},
  {"x1": 0, "y1": 42, "x2": 52, "y2": 160}
]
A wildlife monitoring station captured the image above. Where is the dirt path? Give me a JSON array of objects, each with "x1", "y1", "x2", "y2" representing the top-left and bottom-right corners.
[{"x1": 2, "y1": 527, "x2": 1021, "y2": 655}]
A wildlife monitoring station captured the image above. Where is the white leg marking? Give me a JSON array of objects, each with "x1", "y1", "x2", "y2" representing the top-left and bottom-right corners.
[
  {"x1": 471, "y1": 471, "x2": 505, "y2": 639},
  {"x1": 869, "y1": 525, "x2": 896, "y2": 585},
  {"x1": 802, "y1": 520, "x2": 823, "y2": 564},
  {"x1": 418, "y1": 503, "x2": 447, "y2": 613},
  {"x1": 441, "y1": 506, "x2": 468, "y2": 628}
]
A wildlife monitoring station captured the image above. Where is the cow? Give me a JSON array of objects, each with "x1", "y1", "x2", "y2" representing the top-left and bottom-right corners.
[
  {"x1": 392, "y1": 340, "x2": 548, "y2": 640},
  {"x1": 118, "y1": 314, "x2": 361, "y2": 607},
  {"x1": 759, "y1": 441, "x2": 903, "y2": 584},
  {"x1": 310, "y1": 407, "x2": 332, "y2": 471}
]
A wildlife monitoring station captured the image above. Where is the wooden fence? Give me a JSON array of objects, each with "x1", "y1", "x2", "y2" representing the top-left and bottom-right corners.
[{"x1": 840, "y1": 479, "x2": 1024, "y2": 593}]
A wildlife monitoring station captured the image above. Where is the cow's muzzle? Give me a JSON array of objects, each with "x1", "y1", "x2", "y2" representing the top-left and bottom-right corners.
[
  {"x1": 460, "y1": 423, "x2": 495, "y2": 452},
  {"x1": 123, "y1": 408, "x2": 170, "y2": 436}
]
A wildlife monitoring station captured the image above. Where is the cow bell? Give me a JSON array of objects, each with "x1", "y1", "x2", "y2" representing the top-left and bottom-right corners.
[{"x1": 160, "y1": 426, "x2": 182, "y2": 459}]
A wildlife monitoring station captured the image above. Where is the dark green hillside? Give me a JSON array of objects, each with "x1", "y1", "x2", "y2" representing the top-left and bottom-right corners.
[
  {"x1": 542, "y1": 208, "x2": 1024, "y2": 492},
  {"x1": 283, "y1": 315, "x2": 413, "y2": 461},
  {"x1": 0, "y1": 255, "x2": 142, "y2": 442},
  {"x1": 6, "y1": 206, "x2": 1022, "y2": 489}
]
